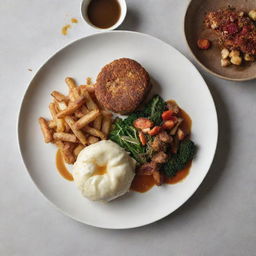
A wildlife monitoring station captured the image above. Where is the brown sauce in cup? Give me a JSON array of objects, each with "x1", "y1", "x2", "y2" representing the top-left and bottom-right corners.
[{"x1": 87, "y1": 0, "x2": 121, "y2": 29}]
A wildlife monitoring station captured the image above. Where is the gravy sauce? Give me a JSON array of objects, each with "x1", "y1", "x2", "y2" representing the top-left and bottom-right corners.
[{"x1": 131, "y1": 104, "x2": 193, "y2": 193}]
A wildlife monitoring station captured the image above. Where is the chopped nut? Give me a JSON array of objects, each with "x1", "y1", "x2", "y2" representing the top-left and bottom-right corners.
[
  {"x1": 221, "y1": 48, "x2": 230, "y2": 59},
  {"x1": 229, "y1": 50, "x2": 240, "y2": 58},
  {"x1": 244, "y1": 53, "x2": 255, "y2": 62},
  {"x1": 239, "y1": 11, "x2": 244, "y2": 17},
  {"x1": 230, "y1": 56, "x2": 242, "y2": 65},
  {"x1": 211, "y1": 21, "x2": 218, "y2": 29},
  {"x1": 221, "y1": 58, "x2": 231, "y2": 67},
  {"x1": 248, "y1": 10, "x2": 256, "y2": 21}
]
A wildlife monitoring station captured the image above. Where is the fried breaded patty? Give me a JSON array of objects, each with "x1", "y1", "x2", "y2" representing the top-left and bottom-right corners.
[{"x1": 95, "y1": 58, "x2": 151, "y2": 114}]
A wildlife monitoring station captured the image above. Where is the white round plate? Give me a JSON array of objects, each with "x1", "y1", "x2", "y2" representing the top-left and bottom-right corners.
[{"x1": 18, "y1": 31, "x2": 218, "y2": 229}]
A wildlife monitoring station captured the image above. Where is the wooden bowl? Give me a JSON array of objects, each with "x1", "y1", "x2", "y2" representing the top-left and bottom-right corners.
[{"x1": 184, "y1": 0, "x2": 256, "y2": 81}]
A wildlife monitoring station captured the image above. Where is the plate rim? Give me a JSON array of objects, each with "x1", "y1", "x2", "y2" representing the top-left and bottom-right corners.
[
  {"x1": 17, "y1": 30, "x2": 218, "y2": 229},
  {"x1": 184, "y1": 0, "x2": 256, "y2": 82}
]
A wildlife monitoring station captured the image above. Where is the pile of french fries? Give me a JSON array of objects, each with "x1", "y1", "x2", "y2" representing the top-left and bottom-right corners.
[{"x1": 38, "y1": 77, "x2": 112, "y2": 164}]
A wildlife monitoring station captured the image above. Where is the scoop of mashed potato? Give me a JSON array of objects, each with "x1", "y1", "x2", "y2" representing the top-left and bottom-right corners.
[{"x1": 73, "y1": 140, "x2": 136, "y2": 202}]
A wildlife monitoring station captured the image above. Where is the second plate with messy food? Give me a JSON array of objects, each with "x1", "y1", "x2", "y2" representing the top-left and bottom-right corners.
[
  {"x1": 185, "y1": 0, "x2": 256, "y2": 81},
  {"x1": 18, "y1": 31, "x2": 218, "y2": 229}
]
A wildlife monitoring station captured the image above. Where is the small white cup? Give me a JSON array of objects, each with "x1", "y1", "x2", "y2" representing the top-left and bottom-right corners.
[{"x1": 81, "y1": 0, "x2": 127, "y2": 31}]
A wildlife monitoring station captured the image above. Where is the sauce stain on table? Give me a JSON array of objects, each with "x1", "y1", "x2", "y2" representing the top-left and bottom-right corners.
[
  {"x1": 71, "y1": 18, "x2": 78, "y2": 23},
  {"x1": 56, "y1": 149, "x2": 74, "y2": 181},
  {"x1": 61, "y1": 24, "x2": 71, "y2": 35}
]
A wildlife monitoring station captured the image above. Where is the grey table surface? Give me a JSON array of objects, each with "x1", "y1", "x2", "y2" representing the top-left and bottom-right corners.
[{"x1": 1, "y1": 0, "x2": 256, "y2": 255}]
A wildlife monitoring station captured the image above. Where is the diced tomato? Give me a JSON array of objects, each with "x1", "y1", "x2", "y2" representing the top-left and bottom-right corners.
[
  {"x1": 161, "y1": 110, "x2": 174, "y2": 121},
  {"x1": 162, "y1": 120, "x2": 175, "y2": 130},
  {"x1": 148, "y1": 126, "x2": 162, "y2": 136},
  {"x1": 138, "y1": 131, "x2": 147, "y2": 146},
  {"x1": 226, "y1": 23, "x2": 239, "y2": 35},
  {"x1": 240, "y1": 25, "x2": 251, "y2": 35},
  {"x1": 197, "y1": 39, "x2": 211, "y2": 50},
  {"x1": 133, "y1": 118, "x2": 154, "y2": 130},
  {"x1": 169, "y1": 116, "x2": 178, "y2": 122}
]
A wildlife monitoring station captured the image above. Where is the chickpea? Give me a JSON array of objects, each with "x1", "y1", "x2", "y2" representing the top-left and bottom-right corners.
[
  {"x1": 248, "y1": 10, "x2": 256, "y2": 21},
  {"x1": 229, "y1": 50, "x2": 240, "y2": 58},
  {"x1": 221, "y1": 59, "x2": 231, "y2": 67},
  {"x1": 230, "y1": 56, "x2": 242, "y2": 65},
  {"x1": 211, "y1": 21, "x2": 218, "y2": 29},
  {"x1": 221, "y1": 48, "x2": 230, "y2": 59},
  {"x1": 244, "y1": 53, "x2": 255, "y2": 62}
]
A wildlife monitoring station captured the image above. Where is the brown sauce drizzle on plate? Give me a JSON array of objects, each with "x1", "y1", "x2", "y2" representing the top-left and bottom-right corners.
[
  {"x1": 131, "y1": 104, "x2": 193, "y2": 193},
  {"x1": 56, "y1": 149, "x2": 74, "y2": 181}
]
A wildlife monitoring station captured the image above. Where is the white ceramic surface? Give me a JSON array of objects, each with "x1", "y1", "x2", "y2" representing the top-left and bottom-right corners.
[
  {"x1": 81, "y1": 0, "x2": 127, "y2": 31},
  {"x1": 18, "y1": 31, "x2": 218, "y2": 229}
]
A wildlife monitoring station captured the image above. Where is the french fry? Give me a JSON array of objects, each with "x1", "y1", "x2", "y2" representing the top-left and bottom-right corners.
[
  {"x1": 48, "y1": 120, "x2": 56, "y2": 129},
  {"x1": 81, "y1": 105, "x2": 89, "y2": 114},
  {"x1": 79, "y1": 85, "x2": 95, "y2": 94},
  {"x1": 56, "y1": 140, "x2": 76, "y2": 164},
  {"x1": 93, "y1": 115, "x2": 102, "y2": 130},
  {"x1": 74, "y1": 105, "x2": 89, "y2": 118},
  {"x1": 56, "y1": 101, "x2": 71, "y2": 132},
  {"x1": 56, "y1": 96, "x2": 86, "y2": 118},
  {"x1": 65, "y1": 116, "x2": 87, "y2": 145},
  {"x1": 53, "y1": 132, "x2": 77, "y2": 143},
  {"x1": 80, "y1": 88, "x2": 98, "y2": 110},
  {"x1": 74, "y1": 109, "x2": 84, "y2": 118},
  {"x1": 101, "y1": 110, "x2": 113, "y2": 117},
  {"x1": 39, "y1": 76, "x2": 114, "y2": 164},
  {"x1": 86, "y1": 86, "x2": 95, "y2": 94},
  {"x1": 101, "y1": 114, "x2": 112, "y2": 136},
  {"x1": 73, "y1": 144, "x2": 85, "y2": 157},
  {"x1": 38, "y1": 117, "x2": 53, "y2": 143},
  {"x1": 65, "y1": 77, "x2": 77, "y2": 90},
  {"x1": 49, "y1": 102, "x2": 65, "y2": 132},
  {"x1": 69, "y1": 87, "x2": 80, "y2": 102},
  {"x1": 88, "y1": 136, "x2": 100, "y2": 144},
  {"x1": 49, "y1": 102, "x2": 57, "y2": 120},
  {"x1": 64, "y1": 122, "x2": 71, "y2": 132},
  {"x1": 74, "y1": 110, "x2": 100, "y2": 130},
  {"x1": 57, "y1": 101, "x2": 67, "y2": 111},
  {"x1": 57, "y1": 119, "x2": 65, "y2": 132},
  {"x1": 86, "y1": 77, "x2": 92, "y2": 85},
  {"x1": 51, "y1": 91, "x2": 67, "y2": 102},
  {"x1": 66, "y1": 77, "x2": 78, "y2": 101},
  {"x1": 83, "y1": 126, "x2": 106, "y2": 140}
]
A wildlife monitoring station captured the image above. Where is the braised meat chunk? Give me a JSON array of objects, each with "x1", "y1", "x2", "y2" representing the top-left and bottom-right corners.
[
  {"x1": 136, "y1": 161, "x2": 160, "y2": 176},
  {"x1": 152, "y1": 151, "x2": 168, "y2": 164}
]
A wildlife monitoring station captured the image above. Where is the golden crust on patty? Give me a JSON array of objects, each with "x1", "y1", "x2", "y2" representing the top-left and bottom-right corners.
[{"x1": 95, "y1": 58, "x2": 151, "y2": 114}]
